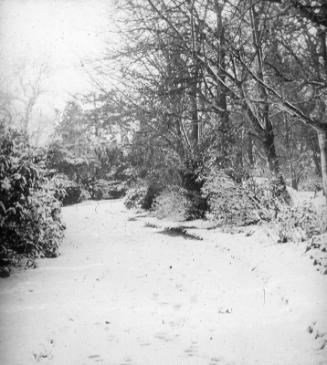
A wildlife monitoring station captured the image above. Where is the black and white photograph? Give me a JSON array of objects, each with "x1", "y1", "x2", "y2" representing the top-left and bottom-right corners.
[{"x1": 0, "y1": 1, "x2": 326, "y2": 364}]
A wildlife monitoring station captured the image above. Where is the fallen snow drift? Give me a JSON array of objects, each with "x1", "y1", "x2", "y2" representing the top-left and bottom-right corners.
[{"x1": 0, "y1": 199, "x2": 326, "y2": 365}]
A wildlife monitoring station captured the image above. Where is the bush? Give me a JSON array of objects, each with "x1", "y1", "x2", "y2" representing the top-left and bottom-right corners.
[
  {"x1": 52, "y1": 174, "x2": 86, "y2": 206},
  {"x1": 89, "y1": 179, "x2": 127, "y2": 200},
  {"x1": 152, "y1": 186, "x2": 192, "y2": 220},
  {"x1": 276, "y1": 203, "x2": 327, "y2": 243},
  {"x1": 298, "y1": 172, "x2": 322, "y2": 192},
  {"x1": 47, "y1": 142, "x2": 96, "y2": 183},
  {"x1": 153, "y1": 186, "x2": 207, "y2": 220},
  {"x1": 124, "y1": 180, "x2": 161, "y2": 210},
  {"x1": 184, "y1": 190, "x2": 208, "y2": 219},
  {"x1": 141, "y1": 183, "x2": 162, "y2": 209},
  {"x1": 0, "y1": 133, "x2": 65, "y2": 274},
  {"x1": 47, "y1": 143, "x2": 132, "y2": 203},
  {"x1": 124, "y1": 184, "x2": 149, "y2": 209},
  {"x1": 202, "y1": 170, "x2": 275, "y2": 225}
]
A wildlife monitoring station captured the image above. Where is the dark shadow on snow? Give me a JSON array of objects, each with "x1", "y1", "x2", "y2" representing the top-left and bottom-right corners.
[{"x1": 158, "y1": 227, "x2": 203, "y2": 241}]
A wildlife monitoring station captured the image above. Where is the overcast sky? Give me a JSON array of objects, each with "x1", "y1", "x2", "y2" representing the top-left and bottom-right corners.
[{"x1": 0, "y1": 0, "x2": 117, "y2": 109}]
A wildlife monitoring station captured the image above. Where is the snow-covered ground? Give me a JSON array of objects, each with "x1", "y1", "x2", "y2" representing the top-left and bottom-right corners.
[{"x1": 0, "y1": 199, "x2": 326, "y2": 365}]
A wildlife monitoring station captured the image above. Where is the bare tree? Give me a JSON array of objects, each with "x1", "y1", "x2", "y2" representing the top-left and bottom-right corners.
[{"x1": 0, "y1": 62, "x2": 49, "y2": 141}]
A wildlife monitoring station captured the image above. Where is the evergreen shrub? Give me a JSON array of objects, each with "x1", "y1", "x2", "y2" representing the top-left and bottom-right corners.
[
  {"x1": 0, "y1": 133, "x2": 65, "y2": 275},
  {"x1": 52, "y1": 174, "x2": 86, "y2": 206}
]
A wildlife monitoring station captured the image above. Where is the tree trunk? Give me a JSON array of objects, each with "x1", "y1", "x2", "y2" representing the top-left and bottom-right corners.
[
  {"x1": 263, "y1": 128, "x2": 291, "y2": 202},
  {"x1": 215, "y1": 0, "x2": 231, "y2": 168},
  {"x1": 250, "y1": 4, "x2": 282, "y2": 181},
  {"x1": 263, "y1": 130, "x2": 280, "y2": 177},
  {"x1": 291, "y1": 168, "x2": 298, "y2": 190},
  {"x1": 317, "y1": 129, "x2": 327, "y2": 200},
  {"x1": 190, "y1": 4, "x2": 200, "y2": 149},
  {"x1": 247, "y1": 135, "x2": 255, "y2": 167},
  {"x1": 308, "y1": 132, "x2": 322, "y2": 177},
  {"x1": 190, "y1": 80, "x2": 199, "y2": 147}
]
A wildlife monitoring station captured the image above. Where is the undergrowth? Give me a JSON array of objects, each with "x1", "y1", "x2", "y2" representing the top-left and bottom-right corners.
[{"x1": 0, "y1": 132, "x2": 65, "y2": 276}]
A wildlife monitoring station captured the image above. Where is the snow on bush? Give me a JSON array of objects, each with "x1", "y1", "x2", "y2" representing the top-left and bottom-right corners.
[
  {"x1": 124, "y1": 184, "x2": 149, "y2": 209},
  {"x1": 0, "y1": 133, "x2": 65, "y2": 276},
  {"x1": 202, "y1": 170, "x2": 273, "y2": 225},
  {"x1": 152, "y1": 186, "x2": 192, "y2": 221},
  {"x1": 52, "y1": 173, "x2": 87, "y2": 206},
  {"x1": 277, "y1": 203, "x2": 327, "y2": 243}
]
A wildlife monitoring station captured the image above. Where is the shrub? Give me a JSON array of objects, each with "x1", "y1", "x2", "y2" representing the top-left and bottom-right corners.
[
  {"x1": 316, "y1": 206, "x2": 327, "y2": 234},
  {"x1": 184, "y1": 190, "x2": 208, "y2": 219},
  {"x1": 141, "y1": 183, "x2": 162, "y2": 209},
  {"x1": 152, "y1": 186, "x2": 192, "y2": 220},
  {"x1": 276, "y1": 203, "x2": 327, "y2": 243},
  {"x1": 124, "y1": 181, "x2": 161, "y2": 210},
  {"x1": 89, "y1": 179, "x2": 127, "y2": 200},
  {"x1": 298, "y1": 173, "x2": 322, "y2": 192},
  {"x1": 0, "y1": 132, "x2": 65, "y2": 274},
  {"x1": 243, "y1": 177, "x2": 283, "y2": 217},
  {"x1": 152, "y1": 186, "x2": 208, "y2": 221},
  {"x1": 47, "y1": 143, "x2": 131, "y2": 203},
  {"x1": 124, "y1": 184, "x2": 149, "y2": 209},
  {"x1": 52, "y1": 174, "x2": 86, "y2": 206},
  {"x1": 46, "y1": 142, "x2": 96, "y2": 183},
  {"x1": 179, "y1": 159, "x2": 208, "y2": 219},
  {"x1": 202, "y1": 170, "x2": 275, "y2": 225}
]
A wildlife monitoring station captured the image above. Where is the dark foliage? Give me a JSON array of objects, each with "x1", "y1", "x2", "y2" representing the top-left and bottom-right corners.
[
  {"x1": 141, "y1": 183, "x2": 162, "y2": 210},
  {"x1": 124, "y1": 181, "x2": 161, "y2": 210},
  {"x1": 46, "y1": 142, "x2": 96, "y2": 184},
  {"x1": 47, "y1": 142, "x2": 132, "y2": 203},
  {"x1": 52, "y1": 174, "x2": 87, "y2": 206},
  {"x1": 89, "y1": 179, "x2": 127, "y2": 200},
  {"x1": 0, "y1": 132, "x2": 65, "y2": 274},
  {"x1": 159, "y1": 226, "x2": 203, "y2": 240},
  {"x1": 180, "y1": 159, "x2": 208, "y2": 219}
]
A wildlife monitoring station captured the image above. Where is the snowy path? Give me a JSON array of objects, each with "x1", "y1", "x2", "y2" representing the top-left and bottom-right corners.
[{"x1": 0, "y1": 200, "x2": 326, "y2": 365}]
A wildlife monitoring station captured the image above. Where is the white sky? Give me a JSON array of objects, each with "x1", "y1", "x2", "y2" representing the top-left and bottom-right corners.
[{"x1": 0, "y1": 0, "x2": 117, "y2": 108}]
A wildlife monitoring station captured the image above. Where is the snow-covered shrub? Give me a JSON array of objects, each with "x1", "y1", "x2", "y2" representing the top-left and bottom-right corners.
[
  {"x1": 202, "y1": 170, "x2": 274, "y2": 225},
  {"x1": 316, "y1": 206, "x2": 327, "y2": 234},
  {"x1": 152, "y1": 186, "x2": 192, "y2": 220},
  {"x1": 124, "y1": 184, "x2": 148, "y2": 209},
  {"x1": 277, "y1": 203, "x2": 327, "y2": 243},
  {"x1": 93, "y1": 179, "x2": 127, "y2": 200},
  {"x1": 0, "y1": 133, "x2": 65, "y2": 275},
  {"x1": 298, "y1": 173, "x2": 322, "y2": 192},
  {"x1": 124, "y1": 179, "x2": 162, "y2": 210},
  {"x1": 184, "y1": 189, "x2": 208, "y2": 219},
  {"x1": 52, "y1": 173, "x2": 86, "y2": 206},
  {"x1": 46, "y1": 142, "x2": 95, "y2": 183}
]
